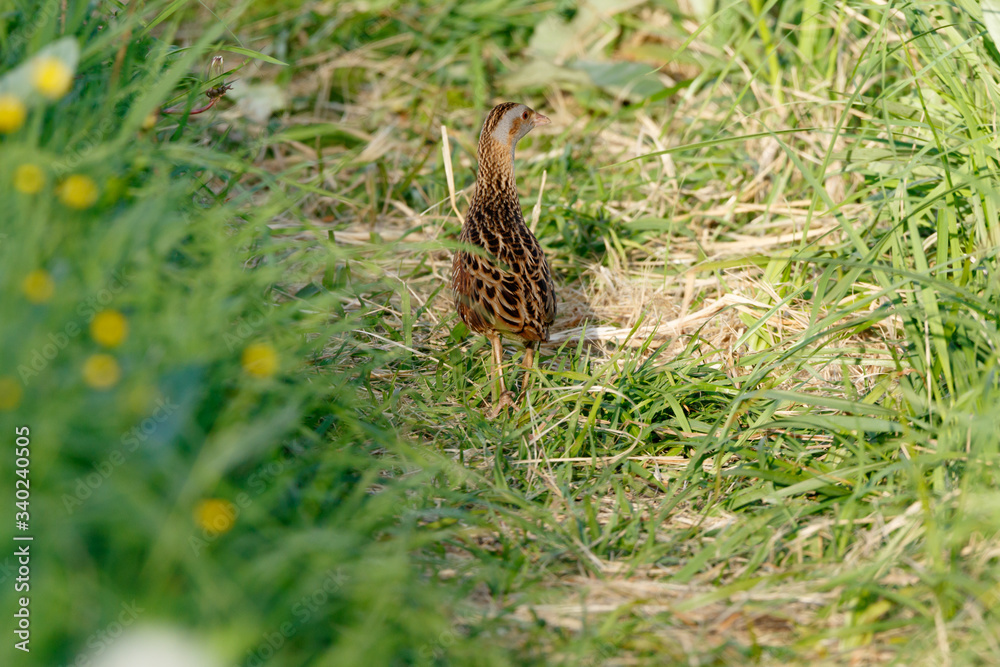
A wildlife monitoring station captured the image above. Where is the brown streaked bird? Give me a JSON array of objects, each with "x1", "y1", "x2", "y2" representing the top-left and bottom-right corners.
[{"x1": 451, "y1": 102, "x2": 557, "y2": 419}]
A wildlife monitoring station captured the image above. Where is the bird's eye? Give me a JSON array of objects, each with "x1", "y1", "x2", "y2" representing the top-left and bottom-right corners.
[{"x1": 522, "y1": 111, "x2": 529, "y2": 119}]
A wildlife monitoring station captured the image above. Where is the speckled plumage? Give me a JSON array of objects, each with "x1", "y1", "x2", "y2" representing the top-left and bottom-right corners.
[{"x1": 451, "y1": 102, "x2": 556, "y2": 418}]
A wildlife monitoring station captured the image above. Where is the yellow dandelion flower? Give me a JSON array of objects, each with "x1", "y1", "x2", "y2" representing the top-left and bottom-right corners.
[
  {"x1": 58, "y1": 174, "x2": 99, "y2": 210},
  {"x1": 90, "y1": 310, "x2": 128, "y2": 348},
  {"x1": 241, "y1": 342, "x2": 278, "y2": 378},
  {"x1": 195, "y1": 499, "x2": 236, "y2": 534},
  {"x1": 21, "y1": 269, "x2": 54, "y2": 304},
  {"x1": 82, "y1": 353, "x2": 120, "y2": 390},
  {"x1": 0, "y1": 376, "x2": 23, "y2": 411},
  {"x1": 14, "y1": 164, "x2": 45, "y2": 195},
  {"x1": 31, "y1": 55, "x2": 73, "y2": 100},
  {"x1": 0, "y1": 94, "x2": 26, "y2": 133}
]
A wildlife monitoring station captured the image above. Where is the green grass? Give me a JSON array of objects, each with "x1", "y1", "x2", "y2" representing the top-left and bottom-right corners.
[{"x1": 4, "y1": 0, "x2": 1000, "y2": 665}]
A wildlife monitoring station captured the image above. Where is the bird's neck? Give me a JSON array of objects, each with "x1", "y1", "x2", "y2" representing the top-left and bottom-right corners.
[{"x1": 474, "y1": 142, "x2": 518, "y2": 204}]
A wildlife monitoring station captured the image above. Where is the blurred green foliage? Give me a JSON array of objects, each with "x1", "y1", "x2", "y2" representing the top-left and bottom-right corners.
[{"x1": 4, "y1": 0, "x2": 1000, "y2": 665}]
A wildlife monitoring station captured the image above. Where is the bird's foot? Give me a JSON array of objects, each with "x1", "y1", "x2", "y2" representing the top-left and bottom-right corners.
[{"x1": 486, "y1": 391, "x2": 517, "y2": 420}]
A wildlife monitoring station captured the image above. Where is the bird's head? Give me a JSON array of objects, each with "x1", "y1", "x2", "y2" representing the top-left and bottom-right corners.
[{"x1": 479, "y1": 102, "x2": 550, "y2": 154}]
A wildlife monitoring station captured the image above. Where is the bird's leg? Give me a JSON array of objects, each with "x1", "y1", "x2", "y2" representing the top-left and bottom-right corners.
[
  {"x1": 521, "y1": 344, "x2": 535, "y2": 370},
  {"x1": 486, "y1": 335, "x2": 515, "y2": 420},
  {"x1": 491, "y1": 334, "x2": 505, "y2": 397},
  {"x1": 519, "y1": 344, "x2": 536, "y2": 399}
]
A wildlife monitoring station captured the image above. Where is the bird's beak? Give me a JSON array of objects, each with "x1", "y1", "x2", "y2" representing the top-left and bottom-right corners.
[{"x1": 533, "y1": 113, "x2": 551, "y2": 127}]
